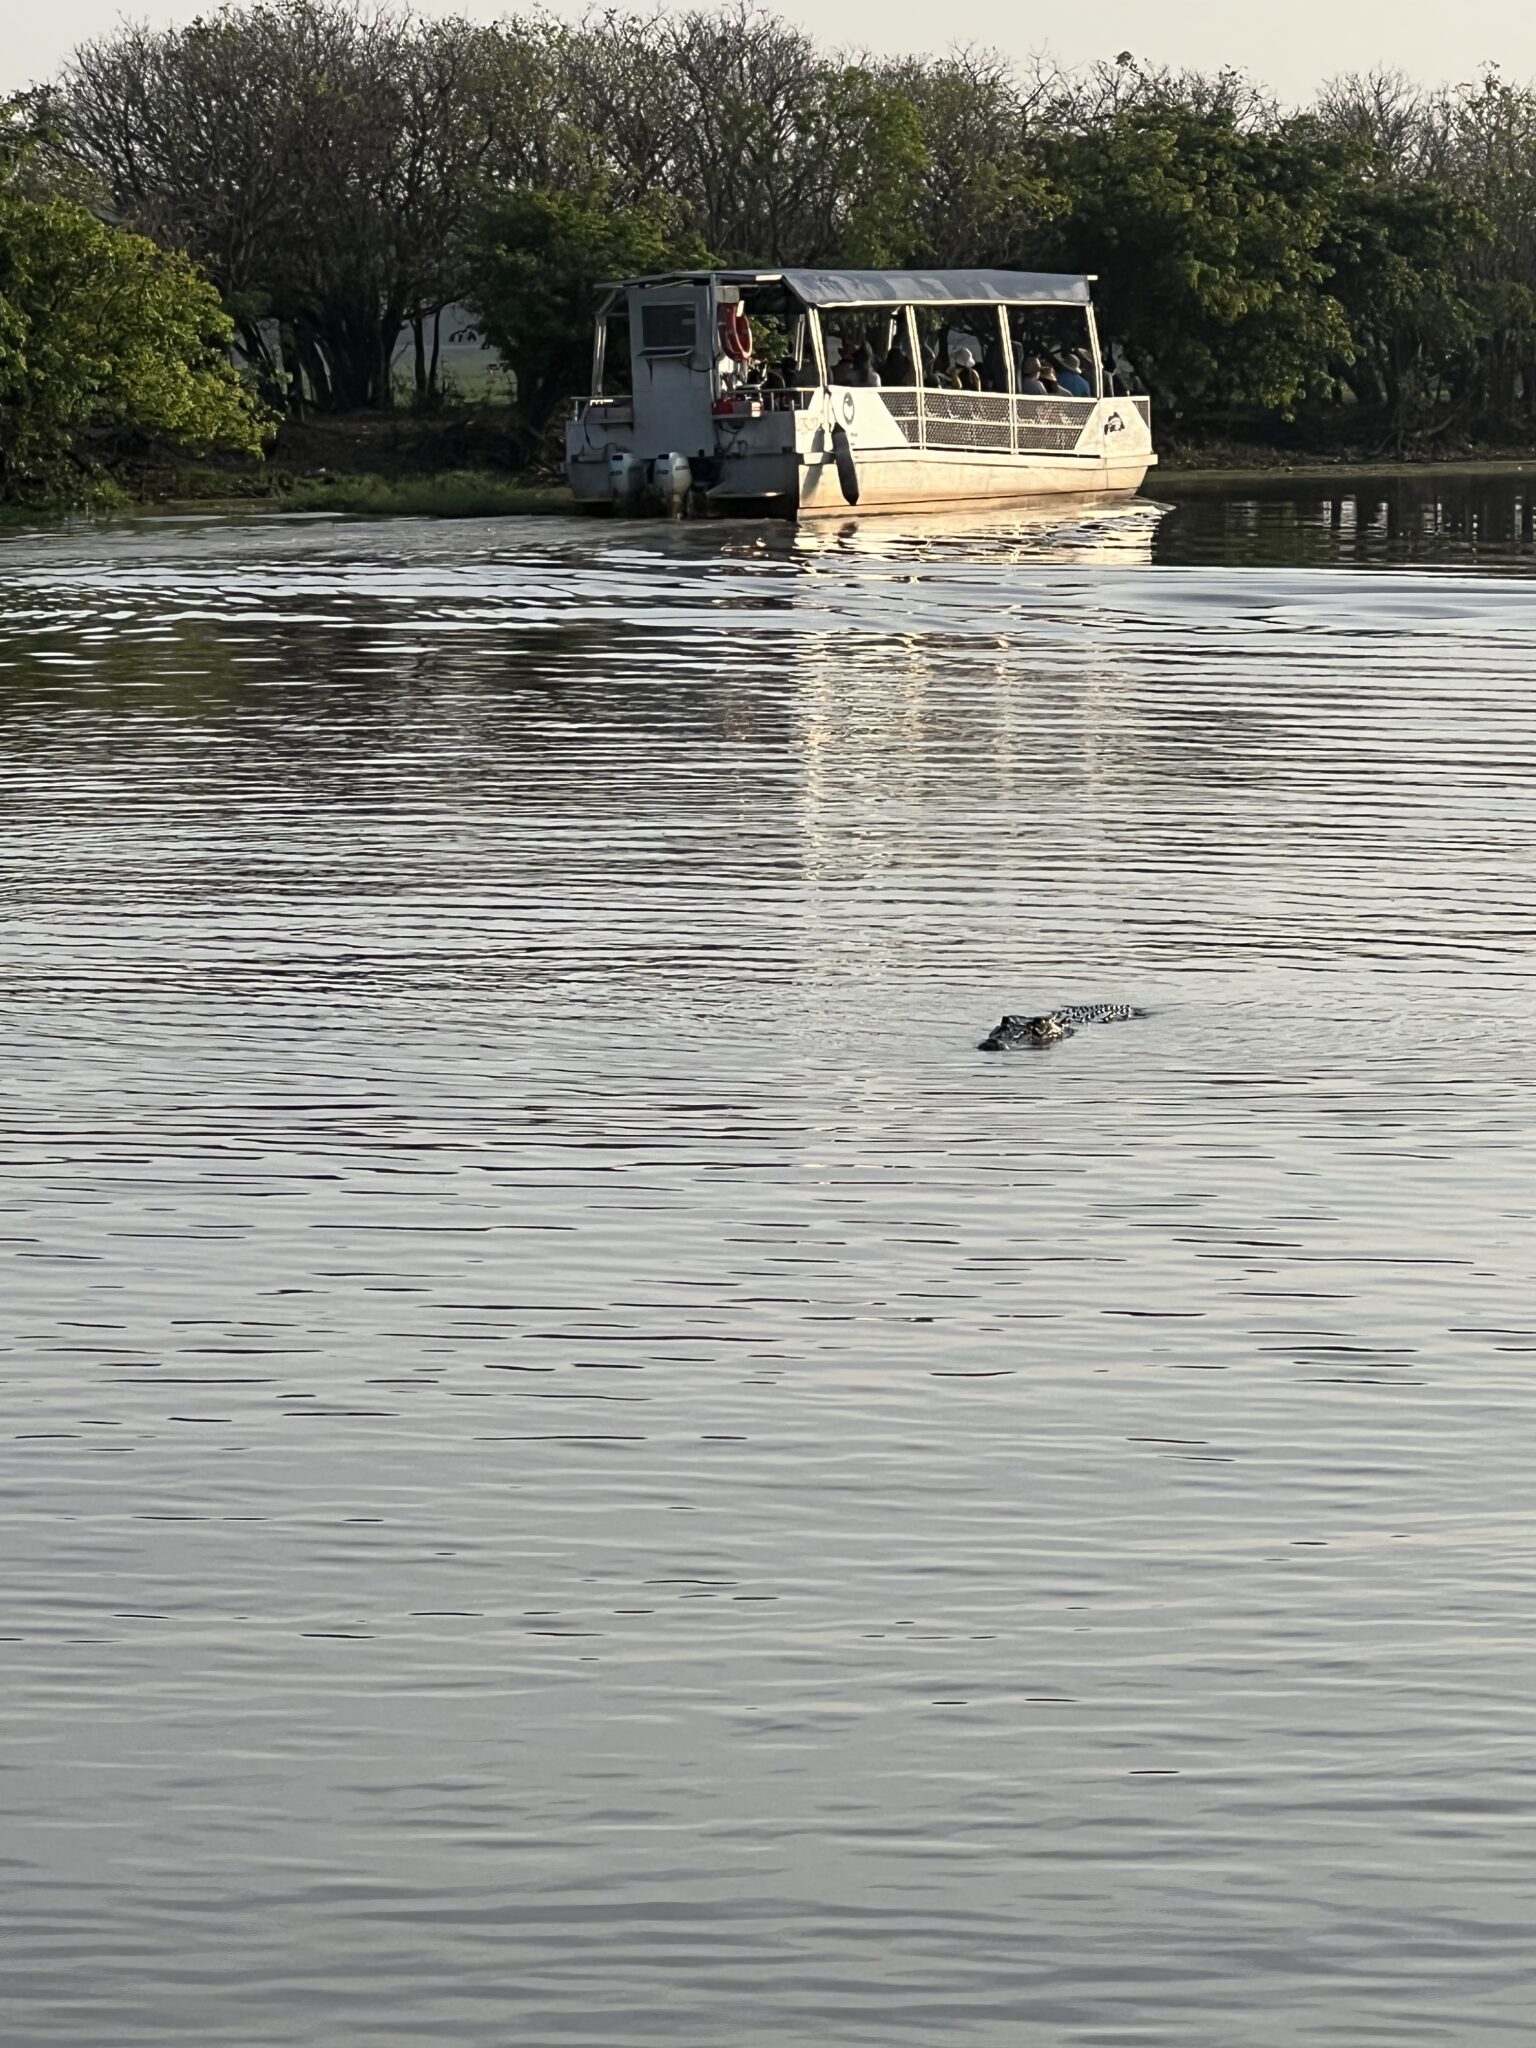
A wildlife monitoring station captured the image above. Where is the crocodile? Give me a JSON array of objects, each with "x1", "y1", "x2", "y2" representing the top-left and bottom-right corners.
[{"x1": 978, "y1": 1003, "x2": 1145, "y2": 1051}]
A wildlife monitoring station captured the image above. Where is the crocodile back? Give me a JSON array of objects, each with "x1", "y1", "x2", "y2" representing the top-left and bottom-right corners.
[{"x1": 1053, "y1": 1003, "x2": 1144, "y2": 1026}]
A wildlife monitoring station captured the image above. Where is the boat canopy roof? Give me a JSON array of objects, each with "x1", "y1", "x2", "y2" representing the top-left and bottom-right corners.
[
  {"x1": 599, "y1": 267, "x2": 1093, "y2": 308},
  {"x1": 781, "y1": 268, "x2": 1090, "y2": 308}
]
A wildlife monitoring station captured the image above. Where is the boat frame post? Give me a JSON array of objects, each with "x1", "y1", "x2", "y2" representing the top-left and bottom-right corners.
[
  {"x1": 1084, "y1": 291, "x2": 1105, "y2": 400},
  {"x1": 589, "y1": 286, "x2": 619, "y2": 400},
  {"x1": 993, "y1": 305, "x2": 1017, "y2": 455},
  {"x1": 904, "y1": 305, "x2": 925, "y2": 454},
  {"x1": 808, "y1": 308, "x2": 830, "y2": 388}
]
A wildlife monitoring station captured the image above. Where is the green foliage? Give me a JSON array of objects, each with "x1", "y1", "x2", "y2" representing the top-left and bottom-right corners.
[
  {"x1": 885, "y1": 54, "x2": 1061, "y2": 268},
  {"x1": 1037, "y1": 108, "x2": 1357, "y2": 416},
  {"x1": 0, "y1": 107, "x2": 271, "y2": 505},
  {"x1": 468, "y1": 186, "x2": 707, "y2": 442},
  {"x1": 41, "y1": 5, "x2": 1536, "y2": 448},
  {"x1": 1321, "y1": 177, "x2": 1487, "y2": 439},
  {"x1": 799, "y1": 67, "x2": 930, "y2": 268}
]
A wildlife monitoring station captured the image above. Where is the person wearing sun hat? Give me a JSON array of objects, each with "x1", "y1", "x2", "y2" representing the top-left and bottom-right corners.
[
  {"x1": 1017, "y1": 354, "x2": 1047, "y2": 395},
  {"x1": 950, "y1": 344, "x2": 982, "y2": 391},
  {"x1": 1056, "y1": 351, "x2": 1091, "y2": 396}
]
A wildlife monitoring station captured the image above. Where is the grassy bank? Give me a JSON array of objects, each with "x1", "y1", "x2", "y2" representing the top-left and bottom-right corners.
[
  {"x1": 27, "y1": 467, "x2": 573, "y2": 523},
  {"x1": 278, "y1": 471, "x2": 571, "y2": 517},
  {"x1": 121, "y1": 408, "x2": 575, "y2": 519},
  {"x1": 7, "y1": 404, "x2": 1533, "y2": 531}
]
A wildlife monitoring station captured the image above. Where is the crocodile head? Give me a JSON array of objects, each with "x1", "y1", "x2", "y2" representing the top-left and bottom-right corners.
[{"x1": 979, "y1": 1012, "x2": 1070, "y2": 1050}]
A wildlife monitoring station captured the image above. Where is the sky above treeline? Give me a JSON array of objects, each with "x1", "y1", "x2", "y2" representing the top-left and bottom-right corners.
[{"x1": 8, "y1": 0, "x2": 1533, "y2": 107}]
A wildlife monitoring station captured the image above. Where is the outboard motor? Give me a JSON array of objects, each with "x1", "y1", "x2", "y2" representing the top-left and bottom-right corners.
[
  {"x1": 608, "y1": 450, "x2": 643, "y2": 512},
  {"x1": 652, "y1": 452, "x2": 693, "y2": 518}
]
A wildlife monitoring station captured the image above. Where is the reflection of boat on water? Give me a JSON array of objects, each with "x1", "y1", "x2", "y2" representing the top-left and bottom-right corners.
[
  {"x1": 565, "y1": 267, "x2": 1156, "y2": 520},
  {"x1": 782, "y1": 494, "x2": 1168, "y2": 565}
]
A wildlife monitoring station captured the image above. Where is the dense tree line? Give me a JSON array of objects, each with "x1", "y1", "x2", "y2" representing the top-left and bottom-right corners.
[{"x1": 12, "y1": 1, "x2": 1536, "y2": 454}]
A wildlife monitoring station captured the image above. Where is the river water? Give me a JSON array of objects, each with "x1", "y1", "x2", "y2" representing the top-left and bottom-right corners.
[{"x1": 2, "y1": 472, "x2": 1534, "y2": 2046}]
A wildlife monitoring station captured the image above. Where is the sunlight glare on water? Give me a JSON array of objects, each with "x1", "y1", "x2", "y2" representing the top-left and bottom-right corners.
[{"x1": 2, "y1": 485, "x2": 1535, "y2": 2047}]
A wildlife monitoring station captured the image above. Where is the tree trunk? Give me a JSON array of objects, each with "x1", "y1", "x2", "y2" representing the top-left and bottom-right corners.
[
  {"x1": 278, "y1": 325, "x2": 306, "y2": 417},
  {"x1": 319, "y1": 313, "x2": 375, "y2": 411},
  {"x1": 296, "y1": 325, "x2": 336, "y2": 412},
  {"x1": 375, "y1": 306, "x2": 401, "y2": 411},
  {"x1": 412, "y1": 312, "x2": 428, "y2": 403}
]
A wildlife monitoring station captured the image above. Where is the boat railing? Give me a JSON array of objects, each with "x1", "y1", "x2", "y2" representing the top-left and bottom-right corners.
[
  {"x1": 712, "y1": 387, "x2": 820, "y2": 419},
  {"x1": 576, "y1": 395, "x2": 635, "y2": 426},
  {"x1": 880, "y1": 388, "x2": 1100, "y2": 457}
]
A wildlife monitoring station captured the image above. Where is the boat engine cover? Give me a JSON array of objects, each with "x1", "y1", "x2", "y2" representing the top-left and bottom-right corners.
[
  {"x1": 653, "y1": 452, "x2": 694, "y2": 513},
  {"x1": 608, "y1": 451, "x2": 644, "y2": 509}
]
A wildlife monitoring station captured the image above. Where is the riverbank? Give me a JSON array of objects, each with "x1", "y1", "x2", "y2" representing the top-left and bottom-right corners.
[
  {"x1": 125, "y1": 407, "x2": 575, "y2": 518},
  {"x1": 195, "y1": 414, "x2": 1536, "y2": 515},
  {"x1": 1155, "y1": 450, "x2": 1536, "y2": 489},
  {"x1": 155, "y1": 449, "x2": 1536, "y2": 520},
  {"x1": 5, "y1": 409, "x2": 1533, "y2": 528},
  {"x1": 1163, "y1": 436, "x2": 1531, "y2": 487}
]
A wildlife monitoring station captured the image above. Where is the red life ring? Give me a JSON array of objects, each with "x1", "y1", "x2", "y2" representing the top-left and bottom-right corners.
[{"x1": 718, "y1": 304, "x2": 753, "y2": 362}]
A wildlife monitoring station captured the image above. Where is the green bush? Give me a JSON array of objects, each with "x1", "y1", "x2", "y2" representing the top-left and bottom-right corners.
[{"x1": 0, "y1": 106, "x2": 272, "y2": 506}]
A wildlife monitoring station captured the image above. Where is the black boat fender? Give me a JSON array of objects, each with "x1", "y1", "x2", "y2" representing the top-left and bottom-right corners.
[{"x1": 831, "y1": 424, "x2": 860, "y2": 506}]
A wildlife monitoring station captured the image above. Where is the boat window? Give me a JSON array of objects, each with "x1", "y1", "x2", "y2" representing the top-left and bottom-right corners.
[
  {"x1": 876, "y1": 309, "x2": 919, "y2": 387},
  {"x1": 639, "y1": 301, "x2": 697, "y2": 354},
  {"x1": 910, "y1": 306, "x2": 1011, "y2": 392},
  {"x1": 1007, "y1": 307, "x2": 1099, "y2": 393},
  {"x1": 711, "y1": 281, "x2": 821, "y2": 406},
  {"x1": 600, "y1": 310, "x2": 633, "y2": 395}
]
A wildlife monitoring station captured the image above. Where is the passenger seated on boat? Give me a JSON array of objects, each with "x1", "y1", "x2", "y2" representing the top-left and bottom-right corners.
[
  {"x1": 1016, "y1": 354, "x2": 1047, "y2": 396},
  {"x1": 845, "y1": 342, "x2": 881, "y2": 388},
  {"x1": 950, "y1": 346, "x2": 982, "y2": 391},
  {"x1": 884, "y1": 335, "x2": 915, "y2": 385},
  {"x1": 1038, "y1": 362, "x2": 1061, "y2": 395},
  {"x1": 1056, "y1": 352, "x2": 1091, "y2": 396}
]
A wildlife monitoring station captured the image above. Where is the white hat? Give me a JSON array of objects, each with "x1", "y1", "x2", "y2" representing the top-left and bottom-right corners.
[{"x1": 953, "y1": 345, "x2": 976, "y2": 367}]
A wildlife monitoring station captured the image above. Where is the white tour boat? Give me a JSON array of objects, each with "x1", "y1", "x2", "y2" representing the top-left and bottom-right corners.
[{"x1": 564, "y1": 266, "x2": 1155, "y2": 519}]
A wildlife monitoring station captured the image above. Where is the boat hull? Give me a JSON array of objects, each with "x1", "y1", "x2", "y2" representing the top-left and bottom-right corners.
[
  {"x1": 789, "y1": 447, "x2": 1151, "y2": 516},
  {"x1": 565, "y1": 389, "x2": 1156, "y2": 519}
]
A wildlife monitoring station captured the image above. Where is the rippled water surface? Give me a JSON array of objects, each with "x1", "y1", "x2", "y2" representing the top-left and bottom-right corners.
[{"x1": 3, "y1": 483, "x2": 1535, "y2": 2046}]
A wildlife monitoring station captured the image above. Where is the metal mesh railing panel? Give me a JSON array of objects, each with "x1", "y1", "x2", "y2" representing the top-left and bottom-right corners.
[
  {"x1": 830, "y1": 388, "x2": 1117, "y2": 455},
  {"x1": 924, "y1": 391, "x2": 1014, "y2": 452},
  {"x1": 1014, "y1": 397, "x2": 1095, "y2": 454},
  {"x1": 881, "y1": 388, "x2": 923, "y2": 447}
]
